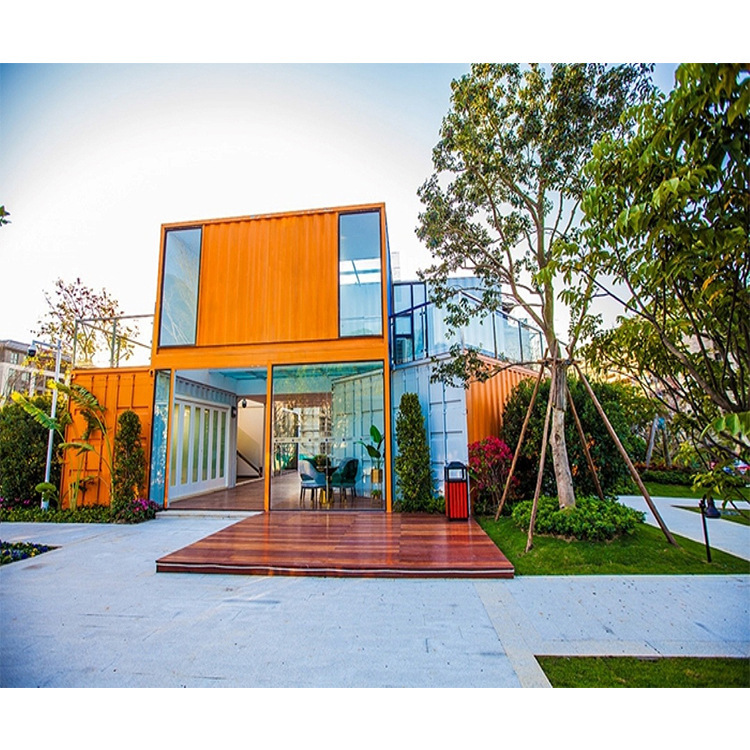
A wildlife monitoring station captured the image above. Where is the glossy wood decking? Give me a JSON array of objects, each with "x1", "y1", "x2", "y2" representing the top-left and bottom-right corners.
[{"x1": 156, "y1": 512, "x2": 514, "y2": 578}]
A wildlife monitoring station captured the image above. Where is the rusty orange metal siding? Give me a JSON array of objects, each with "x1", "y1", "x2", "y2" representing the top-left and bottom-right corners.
[
  {"x1": 151, "y1": 203, "x2": 388, "y2": 372},
  {"x1": 61, "y1": 368, "x2": 154, "y2": 508},
  {"x1": 466, "y1": 365, "x2": 536, "y2": 445}
]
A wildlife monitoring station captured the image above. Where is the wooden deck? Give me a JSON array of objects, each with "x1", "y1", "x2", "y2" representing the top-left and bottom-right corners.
[{"x1": 156, "y1": 512, "x2": 514, "y2": 578}]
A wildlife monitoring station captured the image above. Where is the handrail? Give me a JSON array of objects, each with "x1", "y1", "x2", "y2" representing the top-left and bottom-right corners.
[{"x1": 237, "y1": 450, "x2": 262, "y2": 477}]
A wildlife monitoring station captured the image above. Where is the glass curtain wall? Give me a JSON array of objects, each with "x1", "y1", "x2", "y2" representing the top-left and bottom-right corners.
[{"x1": 270, "y1": 362, "x2": 385, "y2": 510}]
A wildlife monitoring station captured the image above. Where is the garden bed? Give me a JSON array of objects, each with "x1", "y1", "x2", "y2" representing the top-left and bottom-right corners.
[{"x1": 0, "y1": 539, "x2": 57, "y2": 566}]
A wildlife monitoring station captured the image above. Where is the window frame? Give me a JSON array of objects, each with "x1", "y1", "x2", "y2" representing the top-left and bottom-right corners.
[
  {"x1": 157, "y1": 225, "x2": 203, "y2": 348},
  {"x1": 337, "y1": 209, "x2": 384, "y2": 339}
]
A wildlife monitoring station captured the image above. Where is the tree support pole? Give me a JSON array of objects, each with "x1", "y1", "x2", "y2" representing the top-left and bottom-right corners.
[
  {"x1": 565, "y1": 382, "x2": 606, "y2": 502},
  {"x1": 494, "y1": 361, "x2": 546, "y2": 521},
  {"x1": 572, "y1": 362, "x2": 678, "y2": 546},
  {"x1": 526, "y1": 365, "x2": 555, "y2": 553}
]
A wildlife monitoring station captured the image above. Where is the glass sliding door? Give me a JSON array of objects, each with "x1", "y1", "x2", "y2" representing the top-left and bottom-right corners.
[
  {"x1": 168, "y1": 398, "x2": 230, "y2": 500},
  {"x1": 270, "y1": 362, "x2": 385, "y2": 510}
]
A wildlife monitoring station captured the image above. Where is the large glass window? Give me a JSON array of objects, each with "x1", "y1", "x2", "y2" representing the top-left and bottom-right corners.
[
  {"x1": 148, "y1": 370, "x2": 171, "y2": 507},
  {"x1": 159, "y1": 227, "x2": 202, "y2": 347},
  {"x1": 270, "y1": 362, "x2": 385, "y2": 510},
  {"x1": 339, "y1": 211, "x2": 383, "y2": 337}
]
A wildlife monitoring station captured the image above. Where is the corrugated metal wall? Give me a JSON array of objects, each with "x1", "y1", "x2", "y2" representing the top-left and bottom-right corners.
[
  {"x1": 198, "y1": 212, "x2": 339, "y2": 346},
  {"x1": 61, "y1": 368, "x2": 154, "y2": 508},
  {"x1": 466, "y1": 365, "x2": 536, "y2": 446}
]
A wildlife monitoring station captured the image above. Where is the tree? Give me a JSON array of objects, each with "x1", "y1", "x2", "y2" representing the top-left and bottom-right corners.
[
  {"x1": 580, "y1": 64, "x2": 749, "y2": 473},
  {"x1": 394, "y1": 393, "x2": 435, "y2": 511},
  {"x1": 0, "y1": 205, "x2": 10, "y2": 226},
  {"x1": 417, "y1": 63, "x2": 653, "y2": 508},
  {"x1": 501, "y1": 376, "x2": 653, "y2": 501},
  {"x1": 34, "y1": 277, "x2": 136, "y2": 370}
]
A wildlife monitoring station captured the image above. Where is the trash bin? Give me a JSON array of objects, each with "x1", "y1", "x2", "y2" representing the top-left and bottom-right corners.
[{"x1": 444, "y1": 461, "x2": 469, "y2": 521}]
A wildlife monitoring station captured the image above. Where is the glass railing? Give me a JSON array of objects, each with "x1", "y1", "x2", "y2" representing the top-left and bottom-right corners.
[
  {"x1": 391, "y1": 289, "x2": 543, "y2": 368},
  {"x1": 72, "y1": 314, "x2": 154, "y2": 369}
]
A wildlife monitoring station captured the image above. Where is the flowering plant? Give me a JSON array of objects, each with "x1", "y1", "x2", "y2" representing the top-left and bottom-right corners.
[
  {"x1": 112, "y1": 497, "x2": 159, "y2": 524},
  {"x1": 468, "y1": 436, "x2": 515, "y2": 515}
]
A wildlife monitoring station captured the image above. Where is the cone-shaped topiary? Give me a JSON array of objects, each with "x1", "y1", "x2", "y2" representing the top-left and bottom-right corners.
[{"x1": 395, "y1": 393, "x2": 435, "y2": 512}]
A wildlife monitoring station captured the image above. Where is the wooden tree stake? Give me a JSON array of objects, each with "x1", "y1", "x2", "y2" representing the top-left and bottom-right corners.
[
  {"x1": 566, "y1": 382, "x2": 606, "y2": 502},
  {"x1": 494, "y1": 361, "x2": 546, "y2": 521},
  {"x1": 526, "y1": 364, "x2": 556, "y2": 553},
  {"x1": 573, "y1": 362, "x2": 678, "y2": 546}
]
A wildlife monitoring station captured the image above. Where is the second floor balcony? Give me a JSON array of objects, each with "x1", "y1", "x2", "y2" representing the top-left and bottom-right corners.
[{"x1": 391, "y1": 280, "x2": 543, "y2": 369}]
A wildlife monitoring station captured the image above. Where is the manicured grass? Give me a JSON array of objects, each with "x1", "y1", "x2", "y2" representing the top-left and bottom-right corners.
[
  {"x1": 477, "y1": 516, "x2": 750, "y2": 576},
  {"x1": 537, "y1": 655, "x2": 750, "y2": 688},
  {"x1": 644, "y1": 481, "x2": 750, "y2": 502}
]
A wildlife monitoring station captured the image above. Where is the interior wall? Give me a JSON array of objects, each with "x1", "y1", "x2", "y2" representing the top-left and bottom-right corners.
[{"x1": 237, "y1": 401, "x2": 265, "y2": 476}]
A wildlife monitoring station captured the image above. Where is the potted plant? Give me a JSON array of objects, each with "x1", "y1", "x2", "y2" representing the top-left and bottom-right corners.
[{"x1": 357, "y1": 425, "x2": 384, "y2": 484}]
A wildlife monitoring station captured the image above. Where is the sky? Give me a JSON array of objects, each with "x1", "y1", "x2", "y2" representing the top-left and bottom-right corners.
[{"x1": 0, "y1": 62, "x2": 688, "y2": 346}]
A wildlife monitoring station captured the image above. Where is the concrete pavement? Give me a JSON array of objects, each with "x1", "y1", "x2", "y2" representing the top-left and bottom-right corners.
[{"x1": 1, "y1": 509, "x2": 748, "y2": 688}]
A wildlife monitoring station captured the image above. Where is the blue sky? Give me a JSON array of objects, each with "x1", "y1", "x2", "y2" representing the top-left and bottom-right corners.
[{"x1": 1, "y1": 63, "x2": 680, "y2": 343}]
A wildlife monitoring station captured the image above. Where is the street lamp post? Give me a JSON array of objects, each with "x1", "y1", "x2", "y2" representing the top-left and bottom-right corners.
[{"x1": 29, "y1": 338, "x2": 62, "y2": 510}]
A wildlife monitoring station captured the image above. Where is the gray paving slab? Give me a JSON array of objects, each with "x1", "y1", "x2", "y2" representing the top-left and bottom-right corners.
[{"x1": 2, "y1": 512, "x2": 749, "y2": 688}]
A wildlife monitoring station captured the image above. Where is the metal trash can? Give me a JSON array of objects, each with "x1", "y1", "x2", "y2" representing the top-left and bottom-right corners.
[{"x1": 444, "y1": 461, "x2": 469, "y2": 521}]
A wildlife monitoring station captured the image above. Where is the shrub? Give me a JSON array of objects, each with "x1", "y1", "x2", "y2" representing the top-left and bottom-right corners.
[
  {"x1": 394, "y1": 393, "x2": 436, "y2": 512},
  {"x1": 0, "y1": 395, "x2": 62, "y2": 507},
  {"x1": 511, "y1": 495, "x2": 645, "y2": 542},
  {"x1": 501, "y1": 377, "x2": 651, "y2": 499},
  {"x1": 112, "y1": 497, "x2": 159, "y2": 524},
  {"x1": 468, "y1": 436, "x2": 515, "y2": 515},
  {"x1": 636, "y1": 464, "x2": 695, "y2": 486},
  {"x1": 111, "y1": 410, "x2": 147, "y2": 520},
  {"x1": 0, "y1": 501, "x2": 113, "y2": 523}
]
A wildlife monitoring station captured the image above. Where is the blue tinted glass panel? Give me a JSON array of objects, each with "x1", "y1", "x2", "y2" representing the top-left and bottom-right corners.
[
  {"x1": 159, "y1": 227, "x2": 202, "y2": 346},
  {"x1": 339, "y1": 212, "x2": 382, "y2": 337},
  {"x1": 149, "y1": 370, "x2": 171, "y2": 507}
]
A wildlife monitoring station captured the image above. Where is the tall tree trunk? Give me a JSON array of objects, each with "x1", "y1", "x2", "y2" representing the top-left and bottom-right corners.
[{"x1": 549, "y1": 355, "x2": 576, "y2": 509}]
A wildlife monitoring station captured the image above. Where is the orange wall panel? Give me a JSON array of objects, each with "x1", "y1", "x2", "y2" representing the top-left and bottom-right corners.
[
  {"x1": 61, "y1": 368, "x2": 154, "y2": 509},
  {"x1": 466, "y1": 365, "x2": 536, "y2": 445},
  {"x1": 197, "y1": 212, "x2": 339, "y2": 346}
]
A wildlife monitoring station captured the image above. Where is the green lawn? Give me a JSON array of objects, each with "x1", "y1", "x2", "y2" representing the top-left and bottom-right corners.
[
  {"x1": 477, "y1": 516, "x2": 750, "y2": 576},
  {"x1": 537, "y1": 655, "x2": 750, "y2": 687}
]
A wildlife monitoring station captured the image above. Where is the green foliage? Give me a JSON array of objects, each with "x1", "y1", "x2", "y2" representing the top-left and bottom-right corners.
[
  {"x1": 111, "y1": 410, "x2": 147, "y2": 520},
  {"x1": 637, "y1": 465, "x2": 695, "y2": 486},
  {"x1": 0, "y1": 503, "x2": 113, "y2": 523},
  {"x1": 0, "y1": 205, "x2": 9, "y2": 226},
  {"x1": 511, "y1": 495, "x2": 644, "y2": 542},
  {"x1": 501, "y1": 376, "x2": 650, "y2": 498},
  {"x1": 580, "y1": 63, "x2": 749, "y2": 473},
  {"x1": 417, "y1": 63, "x2": 653, "y2": 379},
  {"x1": 357, "y1": 424, "x2": 384, "y2": 470},
  {"x1": 0, "y1": 396, "x2": 62, "y2": 506},
  {"x1": 394, "y1": 393, "x2": 436, "y2": 512}
]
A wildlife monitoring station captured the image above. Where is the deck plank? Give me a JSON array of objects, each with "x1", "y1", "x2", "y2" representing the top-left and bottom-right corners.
[{"x1": 156, "y1": 512, "x2": 514, "y2": 578}]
